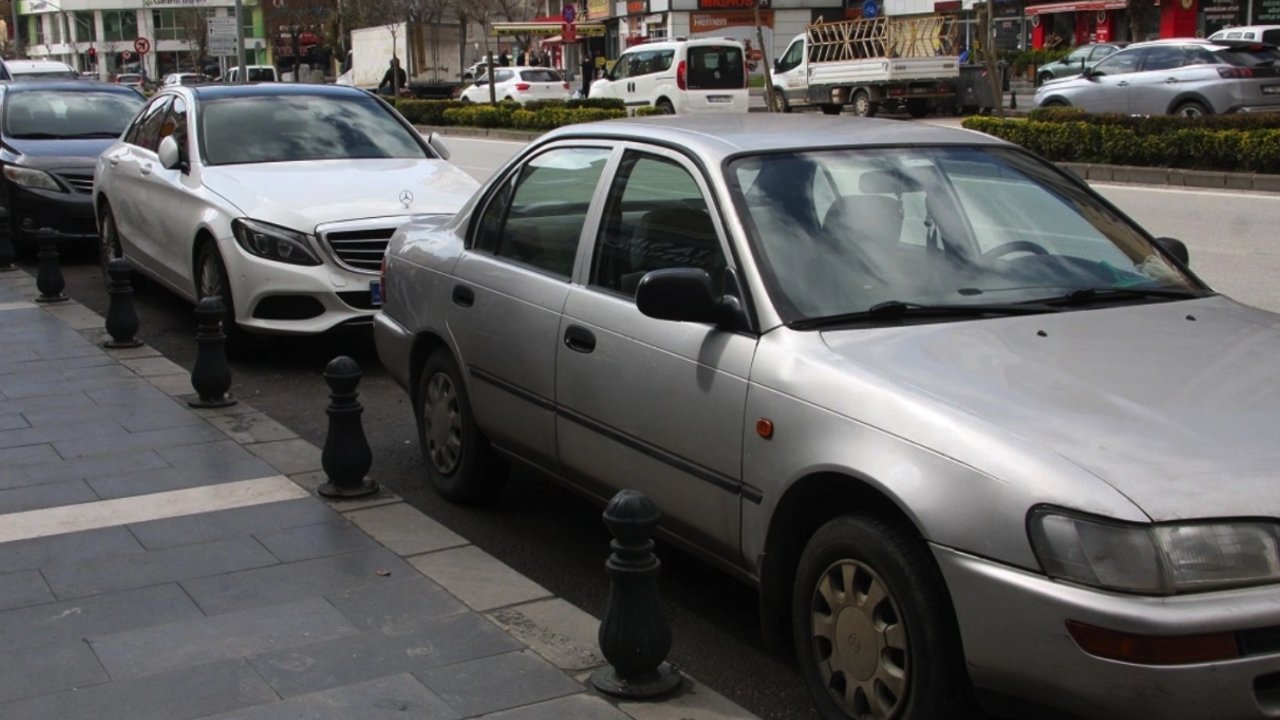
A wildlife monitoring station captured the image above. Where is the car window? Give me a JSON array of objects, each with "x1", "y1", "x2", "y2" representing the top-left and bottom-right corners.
[
  {"x1": 521, "y1": 69, "x2": 561, "y2": 82},
  {"x1": 4, "y1": 89, "x2": 143, "y2": 139},
  {"x1": 1215, "y1": 45, "x2": 1280, "y2": 66},
  {"x1": 1065, "y1": 47, "x2": 1090, "y2": 64},
  {"x1": 687, "y1": 46, "x2": 745, "y2": 90},
  {"x1": 247, "y1": 68, "x2": 274, "y2": 82},
  {"x1": 610, "y1": 54, "x2": 632, "y2": 80},
  {"x1": 1141, "y1": 45, "x2": 1187, "y2": 71},
  {"x1": 159, "y1": 95, "x2": 188, "y2": 156},
  {"x1": 1089, "y1": 45, "x2": 1119, "y2": 61},
  {"x1": 779, "y1": 40, "x2": 804, "y2": 72},
  {"x1": 591, "y1": 151, "x2": 726, "y2": 298},
  {"x1": 1184, "y1": 46, "x2": 1219, "y2": 65},
  {"x1": 199, "y1": 93, "x2": 429, "y2": 165},
  {"x1": 1265, "y1": 29, "x2": 1280, "y2": 44},
  {"x1": 126, "y1": 95, "x2": 173, "y2": 151},
  {"x1": 1092, "y1": 47, "x2": 1142, "y2": 75},
  {"x1": 472, "y1": 147, "x2": 610, "y2": 279},
  {"x1": 495, "y1": 69, "x2": 514, "y2": 83}
]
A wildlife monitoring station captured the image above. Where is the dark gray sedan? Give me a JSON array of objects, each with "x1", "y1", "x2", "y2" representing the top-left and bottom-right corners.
[
  {"x1": 1036, "y1": 42, "x2": 1127, "y2": 85},
  {"x1": 376, "y1": 114, "x2": 1280, "y2": 720}
]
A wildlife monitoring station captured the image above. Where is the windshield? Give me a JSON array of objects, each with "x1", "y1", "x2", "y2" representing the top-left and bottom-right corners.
[
  {"x1": 4, "y1": 89, "x2": 144, "y2": 138},
  {"x1": 729, "y1": 147, "x2": 1202, "y2": 323},
  {"x1": 199, "y1": 93, "x2": 429, "y2": 165}
]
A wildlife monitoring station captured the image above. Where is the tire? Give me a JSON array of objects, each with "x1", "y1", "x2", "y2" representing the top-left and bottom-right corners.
[
  {"x1": 793, "y1": 514, "x2": 972, "y2": 720},
  {"x1": 771, "y1": 89, "x2": 791, "y2": 113},
  {"x1": 906, "y1": 99, "x2": 929, "y2": 118},
  {"x1": 194, "y1": 241, "x2": 249, "y2": 351},
  {"x1": 98, "y1": 202, "x2": 123, "y2": 284},
  {"x1": 415, "y1": 349, "x2": 509, "y2": 504},
  {"x1": 821, "y1": 103, "x2": 842, "y2": 116},
  {"x1": 851, "y1": 91, "x2": 877, "y2": 117},
  {"x1": 1040, "y1": 98, "x2": 1069, "y2": 108},
  {"x1": 1173, "y1": 100, "x2": 1210, "y2": 118},
  {"x1": 656, "y1": 98, "x2": 675, "y2": 114}
]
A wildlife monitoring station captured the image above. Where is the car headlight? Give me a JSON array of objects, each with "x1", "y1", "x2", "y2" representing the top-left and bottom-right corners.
[
  {"x1": 1029, "y1": 507, "x2": 1280, "y2": 595},
  {"x1": 231, "y1": 218, "x2": 321, "y2": 266},
  {"x1": 3, "y1": 165, "x2": 64, "y2": 192}
]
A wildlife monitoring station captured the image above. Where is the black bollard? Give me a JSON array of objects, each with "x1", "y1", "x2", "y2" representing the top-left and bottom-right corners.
[
  {"x1": 34, "y1": 232, "x2": 67, "y2": 303},
  {"x1": 187, "y1": 295, "x2": 236, "y2": 408},
  {"x1": 318, "y1": 356, "x2": 379, "y2": 498},
  {"x1": 1010, "y1": 87, "x2": 1017, "y2": 111},
  {"x1": 103, "y1": 258, "x2": 143, "y2": 348},
  {"x1": 0, "y1": 209, "x2": 15, "y2": 272},
  {"x1": 590, "y1": 489, "x2": 683, "y2": 699}
]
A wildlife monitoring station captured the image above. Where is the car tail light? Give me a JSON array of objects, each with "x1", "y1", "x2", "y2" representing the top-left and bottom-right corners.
[
  {"x1": 562, "y1": 82, "x2": 569, "y2": 89},
  {"x1": 888, "y1": 87, "x2": 907, "y2": 97},
  {"x1": 1218, "y1": 66, "x2": 1254, "y2": 78},
  {"x1": 516, "y1": 83, "x2": 531, "y2": 91},
  {"x1": 677, "y1": 60, "x2": 687, "y2": 90}
]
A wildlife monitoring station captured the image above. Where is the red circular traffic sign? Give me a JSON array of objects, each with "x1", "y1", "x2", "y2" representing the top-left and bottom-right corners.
[{"x1": 134, "y1": 37, "x2": 151, "y2": 55}]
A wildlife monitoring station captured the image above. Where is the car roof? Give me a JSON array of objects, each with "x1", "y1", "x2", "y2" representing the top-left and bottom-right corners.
[
  {"x1": 188, "y1": 83, "x2": 368, "y2": 100},
  {"x1": 541, "y1": 115, "x2": 1008, "y2": 162},
  {"x1": 6, "y1": 59, "x2": 74, "y2": 71},
  {"x1": 1209, "y1": 24, "x2": 1280, "y2": 35},
  {"x1": 0, "y1": 79, "x2": 139, "y2": 95}
]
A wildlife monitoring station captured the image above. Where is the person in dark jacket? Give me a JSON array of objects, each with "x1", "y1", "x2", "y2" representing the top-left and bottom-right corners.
[{"x1": 378, "y1": 58, "x2": 407, "y2": 96}]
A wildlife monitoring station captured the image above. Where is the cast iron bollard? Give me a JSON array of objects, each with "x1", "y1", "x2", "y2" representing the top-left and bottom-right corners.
[
  {"x1": 34, "y1": 232, "x2": 67, "y2": 303},
  {"x1": 0, "y1": 209, "x2": 15, "y2": 272},
  {"x1": 103, "y1": 258, "x2": 143, "y2": 348},
  {"x1": 318, "y1": 355, "x2": 379, "y2": 498},
  {"x1": 187, "y1": 295, "x2": 236, "y2": 408},
  {"x1": 590, "y1": 489, "x2": 683, "y2": 699}
]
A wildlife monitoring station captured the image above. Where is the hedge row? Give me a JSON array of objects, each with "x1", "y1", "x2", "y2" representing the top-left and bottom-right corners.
[
  {"x1": 1026, "y1": 106, "x2": 1280, "y2": 132},
  {"x1": 393, "y1": 97, "x2": 624, "y2": 126},
  {"x1": 963, "y1": 115, "x2": 1280, "y2": 173},
  {"x1": 439, "y1": 104, "x2": 627, "y2": 129}
]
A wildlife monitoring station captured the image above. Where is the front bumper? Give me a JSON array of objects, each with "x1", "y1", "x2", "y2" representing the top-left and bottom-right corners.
[
  {"x1": 935, "y1": 545, "x2": 1280, "y2": 720},
  {"x1": 7, "y1": 183, "x2": 96, "y2": 244}
]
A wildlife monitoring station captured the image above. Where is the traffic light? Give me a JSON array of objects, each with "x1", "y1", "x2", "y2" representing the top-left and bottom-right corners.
[{"x1": 87, "y1": 47, "x2": 96, "y2": 59}]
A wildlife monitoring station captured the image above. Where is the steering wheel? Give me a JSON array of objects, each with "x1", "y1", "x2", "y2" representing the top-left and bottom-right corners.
[{"x1": 980, "y1": 240, "x2": 1050, "y2": 262}]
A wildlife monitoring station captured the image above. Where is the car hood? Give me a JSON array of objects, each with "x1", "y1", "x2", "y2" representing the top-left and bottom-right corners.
[
  {"x1": 818, "y1": 296, "x2": 1280, "y2": 522},
  {"x1": 4, "y1": 137, "x2": 117, "y2": 168},
  {"x1": 198, "y1": 158, "x2": 479, "y2": 232}
]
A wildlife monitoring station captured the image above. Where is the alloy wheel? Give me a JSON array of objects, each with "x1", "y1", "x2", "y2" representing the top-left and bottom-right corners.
[
  {"x1": 99, "y1": 210, "x2": 122, "y2": 274},
  {"x1": 423, "y1": 371, "x2": 463, "y2": 474},
  {"x1": 810, "y1": 559, "x2": 909, "y2": 720}
]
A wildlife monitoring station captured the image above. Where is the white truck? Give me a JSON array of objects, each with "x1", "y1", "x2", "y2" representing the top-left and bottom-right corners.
[
  {"x1": 770, "y1": 15, "x2": 960, "y2": 117},
  {"x1": 337, "y1": 22, "x2": 465, "y2": 97}
]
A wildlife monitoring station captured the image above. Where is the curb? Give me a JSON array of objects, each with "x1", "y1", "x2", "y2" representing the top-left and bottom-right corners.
[{"x1": 0, "y1": 268, "x2": 761, "y2": 720}]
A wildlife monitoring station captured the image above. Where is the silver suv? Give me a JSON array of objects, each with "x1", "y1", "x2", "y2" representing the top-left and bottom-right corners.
[{"x1": 1035, "y1": 38, "x2": 1280, "y2": 116}]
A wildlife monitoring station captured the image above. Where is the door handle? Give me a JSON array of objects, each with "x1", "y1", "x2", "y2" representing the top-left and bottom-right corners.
[
  {"x1": 108, "y1": 157, "x2": 120, "y2": 167},
  {"x1": 140, "y1": 163, "x2": 152, "y2": 176},
  {"x1": 1116, "y1": 81, "x2": 1129, "y2": 87},
  {"x1": 451, "y1": 285, "x2": 474, "y2": 307},
  {"x1": 564, "y1": 325, "x2": 596, "y2": 353},
  {"x1": 1164, "y1": 77, "x2": 1179, "y2": 83}
]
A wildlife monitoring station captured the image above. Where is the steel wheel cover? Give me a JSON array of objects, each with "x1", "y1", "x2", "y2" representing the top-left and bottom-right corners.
[
  {"x1": 423, "y1": 372, "x2": 462, "y2": 474},
  {"x1": 854, "y1": 95, "x2": 870, "y2": 115},
  {"x1": 810, "y1": 559, "x2": 909, "y2": 719},
  {"x1": 99, "y1": 213, "x2": 121, "y2": 268},
  {"x1": 1178, "y1": 105, "x2": 1204, "y2": 117},
  {"x1": 198, "y1": 252, "x2": 224, "y2": 299}
]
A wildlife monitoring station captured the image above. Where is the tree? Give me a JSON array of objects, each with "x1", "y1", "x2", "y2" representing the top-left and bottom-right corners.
[
  {"x1": 1126, "y1": 0, "x2": 1160, "y2": 42},
  {"x1": 975, "y1": 1, "x2": 1005, "y2": 118},
  {"x1": 175, "y1": 9, "x2": 210, "y2": 76}
]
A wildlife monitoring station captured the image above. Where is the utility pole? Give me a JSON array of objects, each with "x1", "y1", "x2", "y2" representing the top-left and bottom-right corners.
[
  {"x1": 234, "y1": 0, "x2": 246, "y2": 83},
  {"x1": 11, "y1": 0, "x2": 23, "y2": 59}
]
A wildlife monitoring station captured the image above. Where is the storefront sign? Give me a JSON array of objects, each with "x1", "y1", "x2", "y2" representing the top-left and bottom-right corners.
[
  {"x1": 1257, "y1": 0, "x2": 1280, "y2": 21},
  {"x1": 1203, "y1": 0, "x2": 1243, "y2": 31},
  {"x1": 690, "y1": 10, "x2": 774, "y2": 30},
  {"x1": 627, "y1": 0, "x2": 648, "y2": 14},
  {"x1": 697, "y1": 0, "x2": 769, "y2": 9},
  {"x1": 587, "y1": 0, "x2": 610, "y2": 18}
]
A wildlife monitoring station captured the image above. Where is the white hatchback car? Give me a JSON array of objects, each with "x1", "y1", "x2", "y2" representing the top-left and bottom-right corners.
[
  {"x1": 93, "y1": 83, "x2": 479, "y2": 338},
  {"x1": 588, "y1": 39, "x2": 749, "y2": 114},
  {"x1": 459, "y1": 66, "x2": 570, "y2": 104}
]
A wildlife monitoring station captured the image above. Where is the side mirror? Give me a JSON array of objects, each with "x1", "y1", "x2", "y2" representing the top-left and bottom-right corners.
[
  {"x1": 1154, "y1": 236, "x2": 1190, "y2": 266},
  {"x1": 157, "y1": 135, "x2": 186, "y2": 172},
  {"x1": 773, "y1": 58, "x2": 781, "y2": 72},
  {"x1": 426, "y1": 132, "x2": 451, "y2": 161},
  {"x1": 636, "y1": 268, "x2": 735, "y2": 325}
]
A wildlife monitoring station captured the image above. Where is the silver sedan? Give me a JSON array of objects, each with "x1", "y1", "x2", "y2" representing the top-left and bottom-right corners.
[
  {"x1": 375, "y1": 115, "x2": 1280, "y2": 720},
  {"x1": 1035, "y1": 38, "x2": 1280, "y2": 115}
]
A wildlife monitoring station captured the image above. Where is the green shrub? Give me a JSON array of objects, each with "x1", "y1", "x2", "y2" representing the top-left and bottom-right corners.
[
  {"x1": 393, "y1": 99, "x2": 468, "y2": 126},
  {"x1": 442, "y1": 104, "x2": 517, "y2": 128},
  {"x1": 634, "y1": 106, "x2": 666, "y2": 117},
  {"x1": 510, "y1": 107, "x2": 626, "y2": 130},
  {"x1": 521, "y1": 97, "x2": 624, "y2": 111}
]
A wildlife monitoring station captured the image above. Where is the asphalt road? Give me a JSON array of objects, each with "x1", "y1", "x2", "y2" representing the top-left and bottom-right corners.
[{"x1": 27, "y1": 133, "x2": 1280, "y2": 720}]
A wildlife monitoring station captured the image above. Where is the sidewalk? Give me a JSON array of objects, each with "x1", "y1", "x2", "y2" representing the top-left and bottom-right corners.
[{"x1": 0, "y1": 267, "x2": 757, "y2": 720}]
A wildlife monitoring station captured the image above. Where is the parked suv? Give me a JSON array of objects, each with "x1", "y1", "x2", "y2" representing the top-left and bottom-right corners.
[
  {"x1": 1208, "y1": 24, "x2": 1280, "y2": 44},
  {"x1": 1036, "y1": 42, "x2": 1128, "y2": 85},
  {"x1": 588, "y1": 39, "x2": 748, "y2": 114}
]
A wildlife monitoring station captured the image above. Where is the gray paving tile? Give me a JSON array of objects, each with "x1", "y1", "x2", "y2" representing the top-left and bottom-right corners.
[
  {"x1": 246, "y1": 438, "x2": 323, "y2": 475},
  {"x1": 157, "y1": 438, "x2": 279, "y2": 475},
  {"x1": 2, "y1": 448, "x2": 171, "y2": 491},
  {"x1": 474, "y1": 693, "x2": 631, "y2": 720},
  {"x1": 0, "y1": 636, "x2": 109, "y2": 703},
  {"x1": 344, "y1": 504, "x2": 468, "y2": 557},
  {"x1": 0, "y1": 526, "x2": 143, "y2": 575},
  {"x1": 91, "y1": 597, "x2": 361, "y2": 680},
  {"x1": 256, "y1": 520, "x2": 380, "y2": 563},
  {"x1": 0, "y1": 478, "x2": 100, "y2": 514},
  {"x1": 2, "y1": 374, "x2": 142, "y2": 400},
  {"x1": 86, "y1": 381, "x2": 172, "y2": 406},
  {"x1": 182, "y1": 548, "x2": 417, "y2": 616},
  {"x1": 327, "y1": 575, "x2": 469, "y2": 636},
  {"x1": 199, "y1": 673, "x2": 460, "y2": 720},
  {"x1": 0, "y1": 442, "x2": 60, "y2": 468},
  {"x1": 0, "y1": 390, "x2": 96, "y2": 417},
  {"x1": 61, "y1": 364, "x2": 139, "y2": 382},
  {"x1": 0, "y1": 412, "x2": 27, "y2": 430},
  {"x1": 53, "y1": 423, "x2": 229, "y2": 459},
  {"x1": 129, "y1": 498, "x2": 339, "y2": 551},
  {"x1": 20, "y1": 399, "x2": 206, "y2": 432},
  {"x1": 0, "y1": 583, "x2": 202, "y2": 648},
  {"x1": 205, "y1": 411, "x2": 299, "y2": 444},
  {"x1": 409, "y1": 546, "x2": 551, "y2": 612},
  {"x1": 43, "y1": 536, "x2": 280, "y2": 600},
  {"x1": 0, "y1": 418, "x2": 128, "y2": 450},
  {"x1": 0, "y1": 658, "x2": 278, "y2": 720},
  {"x1": 249, "y1": 612, "x2": 522, "y2": 699},
  {"x1": 418, "y1": 650, "x2": 584, "y2": 717},
  {"x1": 0, "y1": 570, "x2": 53, "y2": 611},
  {"x1": 0, "y1": 353, "x2": 113, "y2": 376},
  {"x1": 87, "y1": 461, "x2": 277, "y2": 500}
]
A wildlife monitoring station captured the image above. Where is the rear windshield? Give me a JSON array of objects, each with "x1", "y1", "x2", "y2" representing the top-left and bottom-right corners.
[
  {"x1": 1215, "y1": 46, "x2": 1280, "y2": 66},
  {"x1": 247, "y1": 68, "x2": 275, "y2": 82},
  {"x1": 520, "y1": 69, "x2": 562, "y2": 82},
  {"x1": 686, "y1": 46, "x2": 745, "y2": 90}
]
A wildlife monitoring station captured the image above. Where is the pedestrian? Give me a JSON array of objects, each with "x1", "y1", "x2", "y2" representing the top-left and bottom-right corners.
[
  {"x1": 378, "y1": 57, "x2": 407, "y2": 96},
  {"x1": 498, "y1": 50, "x2": 510, "y2": 67}
]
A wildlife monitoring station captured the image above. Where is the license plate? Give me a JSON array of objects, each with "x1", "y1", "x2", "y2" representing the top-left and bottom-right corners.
[
  {"x1": 370, "y1": 280, "x2": 382, "y2": 307},
  {"x1": 1264, "y1": 85, "x2": 1280, "y2": 95},
  {"x1": 707, "y1": 95, "x2": 731, "y2": 103}
]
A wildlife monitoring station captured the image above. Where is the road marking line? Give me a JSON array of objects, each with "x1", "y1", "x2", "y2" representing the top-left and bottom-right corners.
[
  {"x1": 0, "y1": 302, "x2": 36, "y2": 312},
  {"x1": 1092, "y1": 182, "x2": 1280, "y2": 200},
  {"x1": 0, "y1": 475, "x2": 310, "y2": 544}
]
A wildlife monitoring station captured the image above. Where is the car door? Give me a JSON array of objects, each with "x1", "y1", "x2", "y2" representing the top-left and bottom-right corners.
[
  {"x1": 775, "y1": 37, "x2": 807, "y2": 105},
  {"x1": 589, "y1": 52, "x2": 630, "y2": 103},
  {"x1": 556, "y1": 145, "x2": 755, "y2": 559},
  {"x1": 139, "y1": 95, "x2": 205, "y2": 295},
  {"x1": 103, "y1": 94, "x2": 171, "y2": 279},
  {"x1": 448, "y1": 143, "x2": 614, "y2": 471},
  {"x1": 633, "y1": 49, "x2": 673, "y2": 109},
  {"x1": 1125, "y1": 44, "x2": 1192, "y2": 115},
  {"x1": 492, "y1": 69, "x2": 516, "y2": 100},
  {"x1": 1070, "y1": 46, "x2": 1142, "y2": 112}
]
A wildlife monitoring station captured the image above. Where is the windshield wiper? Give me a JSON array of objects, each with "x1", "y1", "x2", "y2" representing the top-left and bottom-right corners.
[
  {"x1": 9, "y1": 133, "x2": 62, "y2": 139},
  {"x1": 1044, "y1": 287, "x2": 1204, "y2": 306},
  {"x1": 790, "y1": 300, "x2": 1059, "y2": 330},
  {"x1": 58, "y1": 132, "x2": 121, "y2": 139}
]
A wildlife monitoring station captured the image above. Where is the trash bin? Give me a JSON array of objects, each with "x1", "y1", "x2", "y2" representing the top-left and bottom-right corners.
[{"x1": 957, "y1": 63, "x2": 997, "y2": 114}]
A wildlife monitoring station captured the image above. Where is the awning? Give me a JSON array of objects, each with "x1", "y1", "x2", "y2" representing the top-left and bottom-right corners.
[
  {"x1": 492, "y1": 21, "x2": 606, "y2": 36},
  {"x1": 1024, "y1": 0, "x2": 1126, "y2": 15}
]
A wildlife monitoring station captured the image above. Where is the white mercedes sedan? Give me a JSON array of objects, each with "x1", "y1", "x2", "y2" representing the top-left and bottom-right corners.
[{"x1": 93, "y1": 83, "x2": 479, "y2": 339}]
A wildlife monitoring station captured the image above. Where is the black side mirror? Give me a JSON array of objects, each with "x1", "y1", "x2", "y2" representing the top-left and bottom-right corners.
[
  {"x1": 1154, "y1": 236, "x2": 1190, "y2": 266},
  {"x1": 636, "y1": 268, "x2": 735, "y2": 325},
  {"x1": 773, "y1": 58, "x2": 781, "y2": 72}
]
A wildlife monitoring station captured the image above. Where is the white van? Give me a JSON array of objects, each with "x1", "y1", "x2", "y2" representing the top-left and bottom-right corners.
[
  {"x1": 588, "y1": 39, "x2": 748, "y2": 114},
  {"x1": 223, "y1": 65, "x2": 278, "y2": 83},
  {"x1": 1208, "y1": 25, "x2": 1280, "y2": 45}
]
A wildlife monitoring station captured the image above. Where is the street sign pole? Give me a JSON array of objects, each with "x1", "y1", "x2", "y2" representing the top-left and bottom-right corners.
[{"x1": 234, "y1": 0, "x2": 247, "y2": 84}]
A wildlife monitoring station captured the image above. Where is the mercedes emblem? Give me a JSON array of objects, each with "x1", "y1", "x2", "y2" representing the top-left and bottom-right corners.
[{"x1": 399, "y1": 190, "x2": 414, "y2": 208}]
